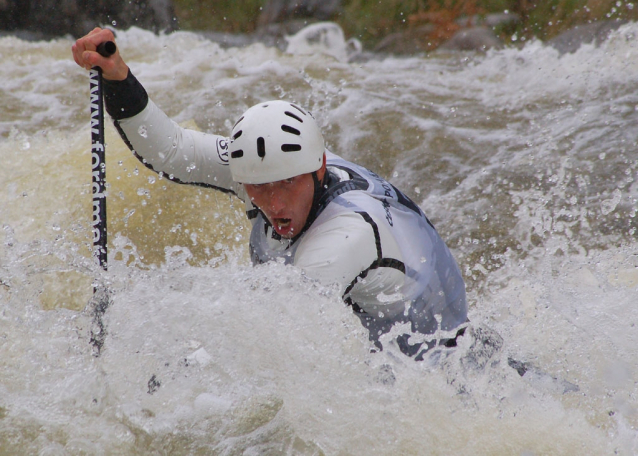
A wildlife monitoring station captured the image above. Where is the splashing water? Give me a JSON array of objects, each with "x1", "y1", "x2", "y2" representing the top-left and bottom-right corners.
[{"x1": 1, "y1": 24, "x2": 637, "y2": 454}]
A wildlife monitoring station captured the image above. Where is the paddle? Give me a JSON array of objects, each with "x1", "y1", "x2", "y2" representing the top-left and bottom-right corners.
[
  {"x1": 89, "y1": 40, "x2": 116, "y2": 357},
  {"x1": 90, "y1": 40, "x2": 115, "y2": 271}
]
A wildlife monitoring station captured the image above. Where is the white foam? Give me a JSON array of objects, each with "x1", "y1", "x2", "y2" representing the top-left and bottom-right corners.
[{"x1": 1, "y1": 24, "x2": 637, "y2": 454}]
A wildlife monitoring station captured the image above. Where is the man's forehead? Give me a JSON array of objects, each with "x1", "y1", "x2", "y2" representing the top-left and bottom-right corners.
[{"x1": 244, "y1": 174, "x2": 309, "y2": 187}]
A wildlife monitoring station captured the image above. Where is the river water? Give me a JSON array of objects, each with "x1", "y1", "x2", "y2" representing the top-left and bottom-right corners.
[{"x1": 1, "y1": 23, "x2": 637, "y2": 455}]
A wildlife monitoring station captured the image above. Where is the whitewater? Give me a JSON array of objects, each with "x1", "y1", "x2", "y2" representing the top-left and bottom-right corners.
[{"x1": 0, "y1": 23, "x2": 637, "y2": 454}]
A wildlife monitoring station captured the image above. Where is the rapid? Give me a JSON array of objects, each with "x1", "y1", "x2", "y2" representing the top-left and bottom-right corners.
[{"x1": 0, "y1": 23, "x2": 637, "y2": 454}]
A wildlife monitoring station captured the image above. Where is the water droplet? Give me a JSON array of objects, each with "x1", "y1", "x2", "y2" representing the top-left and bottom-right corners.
[
  {"x1": 601, "y1": 189, "x2": 622, "y2": 215},
  {"x1": 138, "y1": 125, "x2": 148, "y2": 138}
]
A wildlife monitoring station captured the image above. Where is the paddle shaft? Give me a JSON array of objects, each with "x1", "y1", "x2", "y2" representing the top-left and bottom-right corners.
[{"x1": 90, "y1": 41, "x2": 116, "y2": 272}]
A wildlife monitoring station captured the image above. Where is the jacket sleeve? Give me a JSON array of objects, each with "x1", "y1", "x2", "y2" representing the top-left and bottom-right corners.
[{"x1": 104, "y1": 70, "x2": 245, "y2": 199}]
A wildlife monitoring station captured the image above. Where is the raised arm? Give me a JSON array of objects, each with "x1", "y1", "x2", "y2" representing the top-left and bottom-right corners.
[{"x1": 72, "y1": 28, "x2": 243, "y2": 198}]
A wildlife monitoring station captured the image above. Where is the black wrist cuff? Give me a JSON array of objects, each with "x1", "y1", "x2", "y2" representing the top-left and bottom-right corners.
[{"x1": 103, "y1": 69, "x2": 149, "y2": 120}]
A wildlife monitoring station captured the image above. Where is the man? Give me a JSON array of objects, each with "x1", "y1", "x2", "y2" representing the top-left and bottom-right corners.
[{"x1": 73, "y1": 28, "x2": 468, "y2": 360}]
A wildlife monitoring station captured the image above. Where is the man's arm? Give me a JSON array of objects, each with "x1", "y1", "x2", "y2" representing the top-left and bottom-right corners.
[
  {"x1": 112, "y1": 89, "x2": 238, "y2": 195},
  {"x1": 72, "y1": 28, "x2": 242, "y2": 198}
]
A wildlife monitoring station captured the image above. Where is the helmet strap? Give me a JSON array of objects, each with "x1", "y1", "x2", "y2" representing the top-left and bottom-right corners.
[
  {"x1": 311, "y1": 169, "x2": 329, "y2": 211},
  {"x1": 292, "y1": 170, "x2": 329, "y2": 242}
]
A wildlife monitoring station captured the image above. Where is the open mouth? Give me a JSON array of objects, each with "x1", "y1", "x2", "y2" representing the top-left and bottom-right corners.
[{"x1": 274, "y1": 218, "x2": 291, "y2": 229}]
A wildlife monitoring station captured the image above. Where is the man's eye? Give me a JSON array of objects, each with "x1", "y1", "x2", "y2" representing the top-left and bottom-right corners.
[{"x1": 284, "y1": 178, "x2": 294, "y2": 184}]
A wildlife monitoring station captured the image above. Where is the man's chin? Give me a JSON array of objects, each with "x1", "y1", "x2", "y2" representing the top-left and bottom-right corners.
[{"x1": 274, "y1": 226, "x2": 295, "y2": 238}]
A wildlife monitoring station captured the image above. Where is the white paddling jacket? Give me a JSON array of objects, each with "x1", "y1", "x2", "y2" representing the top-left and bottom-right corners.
[{"x1": 105, "y1": 71, "x2": 467, "y2": 356}]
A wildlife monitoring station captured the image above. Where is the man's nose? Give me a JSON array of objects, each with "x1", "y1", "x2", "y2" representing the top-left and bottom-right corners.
[{"x1": 267, "y1": 190, "x2": 286, "y2": 213}]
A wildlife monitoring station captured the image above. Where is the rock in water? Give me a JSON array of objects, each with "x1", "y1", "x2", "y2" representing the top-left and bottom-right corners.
[
  {"x1": 548, "y1": 19, "x2": 629, "y2": 54},
  {"x1": 438, "y1": 26, "x2": 504, "y2": 52},
  {"x1": 258, "y1": 0, "x2": 342, "y2": 26}
]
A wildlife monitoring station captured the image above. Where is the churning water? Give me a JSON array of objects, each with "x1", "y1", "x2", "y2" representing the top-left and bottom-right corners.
[{"x1": 1, "y1": 23, "x2": 637, "y2": 454}]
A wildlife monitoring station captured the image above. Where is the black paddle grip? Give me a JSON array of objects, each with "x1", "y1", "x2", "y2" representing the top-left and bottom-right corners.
[{"x1": 96, "y1": 41, "x2": 117, "y2": 58}]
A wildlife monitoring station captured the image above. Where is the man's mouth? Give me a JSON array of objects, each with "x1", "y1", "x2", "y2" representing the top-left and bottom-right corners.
[{"x1": 274, "y1": 218, "x2": 291, "y2": 229}]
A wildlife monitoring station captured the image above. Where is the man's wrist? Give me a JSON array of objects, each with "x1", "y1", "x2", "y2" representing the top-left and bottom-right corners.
[{"x1": 103, "y1": 69, "x2": 149, "y2": 120}]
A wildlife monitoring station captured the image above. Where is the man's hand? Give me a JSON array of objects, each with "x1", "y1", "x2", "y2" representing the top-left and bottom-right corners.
[{"x1": 72, "y1": 27, "x2": 129, "y2": 81}]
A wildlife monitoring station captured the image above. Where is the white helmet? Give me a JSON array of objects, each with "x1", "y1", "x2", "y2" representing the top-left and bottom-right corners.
[{"x1": 228, "y1": 100, "x2": 325, "y2": 184}]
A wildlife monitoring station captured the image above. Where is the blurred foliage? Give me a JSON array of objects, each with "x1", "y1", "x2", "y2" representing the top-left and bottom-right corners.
[
  {"x1": 339, "y1": 0, "x2": 485, "y2": 43},
  {"x1": 172, "y1": 0, "x2": 638, "y2": 46},
  {"x1": 510, "y1": 0, "x2": 638, "y2": 40},
  {"x1": 172, "y1": 0, "x2": 265, "y2": 33}
]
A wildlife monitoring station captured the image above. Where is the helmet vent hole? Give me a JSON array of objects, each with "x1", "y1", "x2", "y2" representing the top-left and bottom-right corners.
[
  {"x1": 290, "y1": 104, "x2": 306, "y2": 116},
  {"x1": 281, "y1": 144, "x2": 302, "y2": 152},
  {"x1": 231, "y1": 150, "x2": 244, "y2": 158},
  {"x1": 284, "y1": 111, "x2": 303, "y2": 123},
  {"x1": 232, "y1": 116, "x2": 244, "y2": 129},
  {"x1": 257, "y1": 137, "x2": 266, "y2": 158},
  {"x1": 233, "y1": 130, "x2": 243, "y2": 140},
  {"x1": 281, "y1": 125, "x2": 300, "y2": 135}
]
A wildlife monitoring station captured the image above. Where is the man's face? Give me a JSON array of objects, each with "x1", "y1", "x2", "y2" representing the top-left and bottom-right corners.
[{"x1": 244, "y1": 173, "x2": 316, "y2": 239}]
